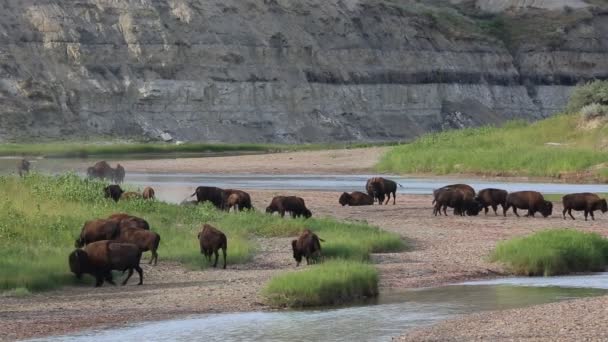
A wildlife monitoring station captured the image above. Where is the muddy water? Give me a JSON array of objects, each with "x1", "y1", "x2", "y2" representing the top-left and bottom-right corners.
[{"x1": 38, "y1": 280, "x2": 606, "y2": 342}]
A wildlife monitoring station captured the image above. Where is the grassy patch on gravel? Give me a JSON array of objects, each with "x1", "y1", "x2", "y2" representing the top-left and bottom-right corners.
[
  {"x1": 491, "y1": 229, "x2": 608, "y2": 276},
  {"x1": 263, "y1": 260, "x2": 379, "y2": 307}
]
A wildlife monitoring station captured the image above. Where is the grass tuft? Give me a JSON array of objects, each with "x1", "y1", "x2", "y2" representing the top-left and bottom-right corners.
[{"x1": 491, "y1": 229, "x2": 608, "y2": 276}]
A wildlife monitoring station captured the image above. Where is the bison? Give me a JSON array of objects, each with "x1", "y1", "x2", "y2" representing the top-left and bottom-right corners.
[
  {"x1": 17, "y1": 159, "x2": 30, "y2": 177},
  {"x1": 69, "y1": 240, "x2": 143, "y2": 287},
  {"x1": 75, "y1": 219, "x2": 120, "y2": 248},
  {"x1": 104, "y1": 185, "x2": 124, "y2": 202},
  {"x1": 562, "y1": 193, "x2": 608, "y2": 221},
  {"x1": 191, "y1": 186, "x2": 226, "y2": 209},
  {"x1": 87, "y1": 161, "x2": 114, "y2": 181},
  {"x1": 266, "y1": 196, "x2": 312, "y2": 218},
  {"x1": 433, "y1": 184, "x2": 475, "y2": 203},
  {"x1": 338, "y1": 191, "x2": 374, "y2": 206},
  {"x1": 198, "y1": 224, "x2": 227, "y2": 269},
  {"x1": 433, "y1": 188, "x2": 482, "y2": 216},
  {"x1": 142, "y1": 186, "x2": 155, "y2": 200},
  {"x1": 113, "y1": 163, "x2": 125, "y2": 183},
  {"x1": 504, "y1": 191, "x2": 553, "y2": 218},
  {"x1": 223, "y1": 189, "x2": 253, "y2": 212},
  {"x1": 366, "y1": 177, "x2": 398, "y2": 205},
  {"x1": 116, "y1": 228, "x2": 161, "y2": 265},
  {"x1": 475, "y1": 188, "x2": 508, "y2": 216},
  {"x1": 291, "y1": 229, "x2": 324, "y2": 266},
  {"x1": 108, "y1": 213, "x2": 150, "y2": 231}
]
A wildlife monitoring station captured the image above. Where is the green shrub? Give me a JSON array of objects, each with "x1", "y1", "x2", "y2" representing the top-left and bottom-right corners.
[
  {"x1": 263, "y1": 260, "x2": 378, "y2": 307},
  {"x1": 580, "y1": 103, "x2": 608, "y2": 121},
  {"x1": 491, "y1": 229, "x2": 608, "y2": 276},
  {"x1": 567, "y1": 80, "x2": 608, "y2": 113}
]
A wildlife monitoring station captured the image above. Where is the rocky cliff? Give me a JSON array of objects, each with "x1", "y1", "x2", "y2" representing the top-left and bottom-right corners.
[{"x1": 1, "y1": 0, "x2": 607, "y2": 143}]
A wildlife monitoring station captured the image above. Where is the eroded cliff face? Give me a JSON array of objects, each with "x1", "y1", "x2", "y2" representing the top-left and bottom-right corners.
[{"x1": 1, "y1": 0, "x2": 607, "y2": 143}]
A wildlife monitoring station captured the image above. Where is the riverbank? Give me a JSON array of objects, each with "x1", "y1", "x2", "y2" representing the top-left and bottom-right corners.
[{"x1": 3, "y1": 187, "x2": 608, "y2": 340}]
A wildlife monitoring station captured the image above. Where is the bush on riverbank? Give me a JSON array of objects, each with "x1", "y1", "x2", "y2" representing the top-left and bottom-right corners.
[
  {"x1": 263, "y1": 260, "x2": 379, "y2": 307},
  {"x1": 491, "y1": 229, "x2": 608, "y2": 276}
]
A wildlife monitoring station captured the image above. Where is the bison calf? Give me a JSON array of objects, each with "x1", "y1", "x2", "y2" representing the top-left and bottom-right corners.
[
  {"x1": 223, "y1": 189, "x2": 253, "y2": 212},
  {"x1": 198, "y1": 224, "x2": 227, "y2": 269},
  {"x1": 142, "y1": 186, "x2": 155, "y2": 200},
  {"x1": 291, "y1": 229, "x2": 324, "y2": 266},
  {"x1": 339, "y1": 192, "x2": 374, "y2": 206},
  {"x1": 505, "y1": 191, "x2": 553, "y2": 218},
  {"x1": 117, "y1": 228, "x2": 161, "y2": 265},
  {"x1": 266, "y1": 196, "x2": 312, "y2": 218},
  {"x1": 562, "y1": 193, "x2": 608, "y2": 221},
  {"x1": 476, "y1": 188, "x2": 508, "y2": 216},
  {"x1": 69, "y1": 240, "x2": 143, "y2": 287}
]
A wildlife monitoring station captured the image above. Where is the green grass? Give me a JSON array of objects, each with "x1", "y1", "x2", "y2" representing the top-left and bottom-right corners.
[
  {"x1": 263, "y1": 260, "x2": 379, "y2": 307},
  {"x1": 491, "y1": 229, "x2": 608, "y2": 276},
  {"x1": 377, "y1": 114, "x2": 608, "y2": 178},
  {"x1": 0, "y1": 174, "x2": 404, "y2": 294}
]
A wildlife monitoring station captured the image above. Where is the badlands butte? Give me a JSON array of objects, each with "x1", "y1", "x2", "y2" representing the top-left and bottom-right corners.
[{"x1": 1, "y1": 0, "x2": 608, "y2": 143}]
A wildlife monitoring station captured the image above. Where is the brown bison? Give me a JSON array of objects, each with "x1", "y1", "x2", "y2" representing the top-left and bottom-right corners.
[
  {"x1": 142, "y1": 186, "x2": 155, "y2": 200},
  {"x1": 475, "y1": 188, "x2": 508, "y2": 216},
  {"x1": 504, "y1": 191, "x2": 553, "y2": 218},
  {"x1": 113, "y1": 163, "x2": 125, "y2": 183},
  {"x1": 433, "y1": 188, "x2": 482, "y2": 216},
  {"x1": 291, "y1": 229, "x2": 324, "y2": 266},
  {"x1": 433, "y1": 184, "x2": 475, "y2": 203},
  {"x1": 266, "y1": 196, "x2": 312, "y2": 218},
  {"x1": 120, "y1": 192, "x2": 142, "y2": 200},
  {"x1": 198, "y1": 224, "x2": 227, "y2": 269},
  {"x1": 223, "y1": 189, "x2": 253, "y2": 212},
  {"x1": 17, "y1": 159, "x2": 30, "y2": 177},
  {"x1": 87, "y1": 161, "x2": 114, "y2": 181},
  {"x1": 339, "y1": 191, "x2": 374, "y2": 206},
  {"x1": 75, "y1": 219, "x2": 120, "y2": 248},
  {"x1": 562, "y1": 193, "x2": 608, "y2": 221},
  {"x1": 104, "y1": 185, "x2": 124, "y2": 202},
  {"x1": 108, "y1": 213, "x2": 150, "y2": 230},
  {"x1": 116, "y1": 228, "x2": 161, "y2": 265},
  {"x1": 69, "y1": 240, "x2": 143, "y2": 287},
  {"x1": 366, "y1": 177, "x2": 398, "y2": 205},
  {"x1": 191, "y1": 186, "x2": 226, "y2": 209}
]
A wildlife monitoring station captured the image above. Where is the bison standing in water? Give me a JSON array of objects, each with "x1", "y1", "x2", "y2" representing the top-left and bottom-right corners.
[
  {"x1": 291, "y1": 229, "x2": 324, "y2": 266},
  {"x1": 475, "y1": 188, "x2": 508, "y2": 216},
  {"x1": 266, "y1": 196, "x2": 312, "y2": 218},
  {"x1": 198, "y1": 224, "x2": 227, "y2": 269},
  {"x1": 366, "y1": 177, "x2": 398, "y2": 205},
  {"x1": 504, "y1": 191, "x2": 553, "y2": 218},
  {"x1": 339, "y1": 191, "x2": 374, "y2": 206},
  {"x1": 562, "y1": 193, "x2": 608, "y2": 221}
]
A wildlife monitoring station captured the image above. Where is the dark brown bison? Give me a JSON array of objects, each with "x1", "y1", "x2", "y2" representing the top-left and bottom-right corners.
[
  {"x1": 142, "y1": 186, "x2": 155, "y2": 200},
  {"x1": 113, "y1": 163, "x2": 125, "y2": 183},
  {"x1": 366, "y1": 177, "x2": 398, "y2": 205},
  {"x1": 433, "y1": 184, "x2": 475, "y2": 203},
  {"x1": 339, "y1": 192, "x2": 374, "y2": 206},
  {"x1": 120, "y1": 191, "x2": 142, "y2": 200},
  {"x1": 223, "y1": 189, "x2": 253, "y2": 212},
  {"x1": 291, "y1": 229, "x2": 324, "y2": 266},
  {"x1": 191, "y1": 186, "x2": 226, "y2": 209},
  {"x1": 69, "y1": 240, "x2": 143, "y2": 287},
  {"x1": 562, "y1": 193, "x2": 608, "y2": 221},
  {"x1": 198, "y1": 224, "x2": 227, "y2": 269},
  {"x1": 75, "y1": 219, "x2": 120, "y2": 248},
  {"x1": 433, "y1": 188, "x2": 482, "y2": 216},
  {"x1": 475, "y1": 188, "x2": 508, "y2": 216},
  {"x1": 104, "y1": 185, "x2": 124, "y2": 202},
  {"x1": 504, "y1": 191, "x2": 553, "y2": 218},
  {"x1": 266, "y1": 196, "x2": 312, "y2": 218},
  {"x1": 108, "y1": 213, "x2": 150, "y2": 230},
  {"x1": 116, "y1": 228, "x2": 161, "y2": 265},
  {"x1": 87, "y1": 161, "x2": 114, "y2": 180},
  {"x1": 17, "y1": 159, "x2": 30, "y2": 177}
]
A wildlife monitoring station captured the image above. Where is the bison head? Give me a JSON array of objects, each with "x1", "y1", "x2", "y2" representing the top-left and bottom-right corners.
[
  {"x1": 74, "y1": 237, "x2": 85, "y2": 248},
  {"x1": 338, "y1": 193, "x2": 350, "y2": 206},
  {"x1": 68, "y1": 249, "x2": 88, "y2": 279},
  {"x1": 540, "y1": 201, "x2": 553, "y2": 217},
  {"x1": 291, "y1": 239, "x2": 302, "y2": 266},
  {"x1": 303, "y1": 209, "x2": 312, "y2": 219},
  {"x1": 265, "y1": 206, "x2": 273, "y2": 214},
  {"x1": 599, "y1": 199, "x2": 608, "y2": 213},
  {"x1": 465, "y1": 200, "x2": 483, "y2": 216}
]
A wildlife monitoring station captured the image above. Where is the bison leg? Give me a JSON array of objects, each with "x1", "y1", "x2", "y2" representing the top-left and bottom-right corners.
[
  {"x1": 150, "y1": 249, "x2": 158, "y2": 265},
  {"x1": 122, "y1": 268, "x2": 134, "y2": 285},
  {"x1": 279, "y1": 210, "x2": 285, "y2": 218},
  {"x1": 384, "y1": 193, "x2": 390, "y2": 205},
  {"x1": 94, "y1": 275, "x2": 104, "y2": 287},
  {"x1": 590, "y1": 210, "x2": 595, "y2": 221},
  {"x1": 513, "y1": 207, "x2": 520, "y2": 217},
  {"x1": 392, "y1": 191, "x2": 396, "y2": 205},
  {"x1": 568, "y1": 209, "x2": 576, "y2": 220},
  {"x1": 213, "y1": 249, "x2": 219, "y2": 268},
  {"x1": 562, "y1": 208, "x2": 567, "y2": 219},
  {"x1": 443, "y1": 205, "x2": 448, "y2": 216},
  {"x1": 503, "y1": 204, "x2": 510, "y2": 217},
  {"x1": 222, "y1": 247, "x2": 227, "y2": 269},
  {"x1": 492, "y1": 205, "x2": 498, "y2": 216},
  {"x1": 135, "y1": 265, "x2": 143, "y2": 285}
]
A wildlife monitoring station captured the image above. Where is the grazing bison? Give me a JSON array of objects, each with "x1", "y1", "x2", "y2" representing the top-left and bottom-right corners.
[
  {"x1": 17, "y1": 159, "x2": 30, "y2": 177},
  {"x1": 366, "y1": 177, "x2": 398, "y2": 205},
  {"x1": 266, "y1": 196, "x2": 312, "y2": 218},
  {"x1": 87, "y1": 161, "x2": 114, "y2": 181},
  {"x1": 476, "y1": 188, "x2": 508, "y2": 216},
  {"x1": 142, "y1": 186, "x2": 155, "y2": 200},
  {"x1": 504, "y1": 191, "x2": 553, "y2": 218},
  {"x1": 433, "y1": 188, "x2": 482, "y2": 216},
  {"x1": 223, "y1": 189, "x2": 253, "y2": 212},
  {"x1": 120, "y1": 191, "x2": 142, "y2": 200},
  {"x1": 108, "y1": 213, "x2": 150, "y2": 230},
  {"x1": 198, "y1": 224, "x2": 227, "y2": 269},
  {"x1": 116, "y1": 228, "x2": 161, "y2": 265},
  {"x1": 104, "y1": 185, "x2": 124, "y2": 202},
  {"x1": 291, "y1": 229, "x2": 324, "y2": 266},
  {"x1": 75, "y1": 219, "x2": 120, "y2": 248},
  {"x1": 69, "y1": 240, "x2": 143, "y2": 287},
  {"x1": 338, "y1": 191, "x2": 374, "y2": 206},
  {"x1": 562, "y1": 193, "x2": 608, "y2": 221},
  {"x1": 191, "y1": 186, "x2": 226, "y2": 209},
  {"x1": 113, "y1": 164, "x2": 125, "y2": 183}
]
